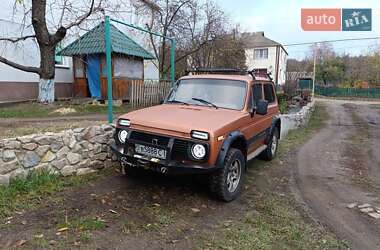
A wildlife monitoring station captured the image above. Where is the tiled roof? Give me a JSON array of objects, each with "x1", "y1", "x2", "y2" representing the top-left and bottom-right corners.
[
  {"x1": 241, "y1": 32, "x2": 288, "y2": 54},
  {"x1": 58, "y1": 22, "x2": 155, "y2": 59}
]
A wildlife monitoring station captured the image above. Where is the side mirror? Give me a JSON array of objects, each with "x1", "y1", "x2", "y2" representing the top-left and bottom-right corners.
[{"x1": 256, "y1": 100, "x2": 268, "y2": 115}]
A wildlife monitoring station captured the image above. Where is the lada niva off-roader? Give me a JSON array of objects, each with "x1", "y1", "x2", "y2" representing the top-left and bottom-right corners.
[{"x1": 111, "y1": 69, "x2": 281, "y2": 201}]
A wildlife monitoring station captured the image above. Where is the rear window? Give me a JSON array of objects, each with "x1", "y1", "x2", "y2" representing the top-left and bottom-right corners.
[{"x1": 263, "y1": 84, "x2": 275, "y2": 103}]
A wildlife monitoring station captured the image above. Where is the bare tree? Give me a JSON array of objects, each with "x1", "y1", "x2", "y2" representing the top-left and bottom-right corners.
[
  {"x1": 0, "y1": 0, "x2": 156, "y2": 103},
  {"x1": 142, "y1": 0, "x2": 229, "y2": 79}
]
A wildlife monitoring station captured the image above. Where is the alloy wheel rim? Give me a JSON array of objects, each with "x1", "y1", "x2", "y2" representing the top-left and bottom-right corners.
[
  {"x1": 226, "y1": 159, "x2": 241, "y2": 193},
  {"x1": 271, "y1": 135, "x2": 277, "y2": 155}
]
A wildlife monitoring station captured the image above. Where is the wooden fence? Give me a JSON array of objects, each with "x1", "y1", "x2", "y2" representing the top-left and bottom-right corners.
[{"x1": 130, "y1": 80, "x2": 172, "y2": 108}]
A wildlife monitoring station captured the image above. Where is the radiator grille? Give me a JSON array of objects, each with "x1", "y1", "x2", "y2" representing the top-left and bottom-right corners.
[
  {"x1": 172, "y1": 139, "x2": 189, "y2": 161},
  {"x1": 129, "y1": 131, "x2": 170, "y2": 146}
]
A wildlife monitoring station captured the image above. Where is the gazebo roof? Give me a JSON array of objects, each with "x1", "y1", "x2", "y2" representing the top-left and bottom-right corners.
[{"x1": 58, "y1": 22, "x2": 155, "y2": 59}]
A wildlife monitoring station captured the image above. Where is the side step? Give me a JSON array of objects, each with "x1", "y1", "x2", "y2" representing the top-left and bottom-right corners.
[{"x1": 247, "y1": 145, "x2": 267, "y2": 161}]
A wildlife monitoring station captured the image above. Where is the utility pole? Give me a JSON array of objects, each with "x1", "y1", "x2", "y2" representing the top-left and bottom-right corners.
[{"x1": 312, "y1": 43, "x2": 317, "y2": 99}]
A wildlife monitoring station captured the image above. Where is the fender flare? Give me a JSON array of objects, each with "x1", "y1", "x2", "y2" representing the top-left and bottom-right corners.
[
  {"x1": 265, "y1": 116, "x2": 281, "y2": 144},
  {"x1": 215, "y1": 130, "x2": 247, "y2": 167}
]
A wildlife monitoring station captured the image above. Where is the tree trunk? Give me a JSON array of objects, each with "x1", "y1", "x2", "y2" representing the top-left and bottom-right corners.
[{"x1": 38, "y1": 45, "x2": 56, "y2": 103}]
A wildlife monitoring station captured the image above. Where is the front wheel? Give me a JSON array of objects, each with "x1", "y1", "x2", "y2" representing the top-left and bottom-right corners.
[{"x1": 209, "y1": 148, "x2": 246, "y2": 202}]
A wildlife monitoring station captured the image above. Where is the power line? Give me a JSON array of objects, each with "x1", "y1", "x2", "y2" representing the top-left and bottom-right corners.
[{"x1": 284, "y1": 37, "x2": 380, "y2": 47}]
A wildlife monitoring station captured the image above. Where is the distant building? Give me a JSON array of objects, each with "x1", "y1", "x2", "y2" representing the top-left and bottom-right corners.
[{"x1": 241, "y1": 32, "x2": 288, "y2": 85}]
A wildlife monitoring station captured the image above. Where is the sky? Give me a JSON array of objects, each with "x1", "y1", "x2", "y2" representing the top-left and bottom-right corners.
[{"x1": 217, "y1": 0, "x2": 380, "y2": 59}]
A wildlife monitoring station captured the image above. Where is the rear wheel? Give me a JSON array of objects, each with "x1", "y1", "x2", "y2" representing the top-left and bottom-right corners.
[
  {"x1": 259, "y1": 127, "x2": 279, "y2": 161},
  {"x1": 209, "y1": 148, "x2": 246, "y2": 202}
]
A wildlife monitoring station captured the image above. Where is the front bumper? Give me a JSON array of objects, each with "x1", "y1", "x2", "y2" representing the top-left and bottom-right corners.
[{"x1": 110, "y1": 143, "x2": 219, "y2": 175}]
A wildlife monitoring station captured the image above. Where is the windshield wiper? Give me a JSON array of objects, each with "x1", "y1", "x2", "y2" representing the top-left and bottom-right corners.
[
  {"x1": 166, "y1": 99, "x2": 189, "y2": 105},
  {"x1": 192, "y1": 98, "x2": 218, "y2": 109}
]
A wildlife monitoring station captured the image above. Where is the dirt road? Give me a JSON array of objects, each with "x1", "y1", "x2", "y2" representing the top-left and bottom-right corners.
[{"x1": 294, "y1": 100, "x2": 380, "y2": 250}]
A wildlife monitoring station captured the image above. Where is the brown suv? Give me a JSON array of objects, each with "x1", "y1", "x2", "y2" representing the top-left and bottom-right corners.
[{"x1": 111, "y1": 69, "x2": 281, "y2": 201}]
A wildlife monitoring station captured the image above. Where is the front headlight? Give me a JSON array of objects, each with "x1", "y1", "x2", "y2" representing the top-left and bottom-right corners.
[
  {"x1": 119, "y1": 119, "x2": 131, "y2": 126},
  {"x1": 118, "y1": 130, "x2": 128, "y2": 143},
  {"x1": 191, "y1": 130, "x2": 209, "y2": 140},
  {"x1": 191, "y1": 144, "x2": 206, "y2": 160}
]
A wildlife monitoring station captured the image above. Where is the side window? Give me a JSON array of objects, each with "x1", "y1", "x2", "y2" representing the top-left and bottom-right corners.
[
  {"x1": 252, "y1": 84, "x2": 262, "y2": 107},
  {"x1": 263, "y1": 84, "x2": 275, "y2": 103}
]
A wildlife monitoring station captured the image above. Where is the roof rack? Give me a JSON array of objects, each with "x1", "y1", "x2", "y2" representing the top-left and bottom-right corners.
[
  {"x1": 186, "y1": 68, "x2": 273, "y2": 81},
  {"x1": 186, "y1": 68, "x2": 247, "y2": 75}
]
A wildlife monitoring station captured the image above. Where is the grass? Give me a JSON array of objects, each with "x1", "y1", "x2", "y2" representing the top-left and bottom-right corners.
[
  {"x1": 59, "y1": 217, "x2": 106, "y2": 231},
  {"x1": 0, "y1": 121, "x2": 105, "y2": 139},
  {"x1": 0, "y1": 101, "x2": 133, "y2": 118},
  {"x1": 200, "y1": 102, "x2": 346, "y2": 249},
  {"x1": 0, "y1": 170, "x2": 107, "y2": 219},
  {"x1": 203, "y1": 195, "x2": 344, "y2": 250},
  {"x1": 140, "y1": 206, "x2": 176, "y2": 232}
]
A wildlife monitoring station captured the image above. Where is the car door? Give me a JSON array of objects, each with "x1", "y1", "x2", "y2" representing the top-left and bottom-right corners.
[
  {"x1": 262, "y1": 83, "x2": 278, "y2": 131},
  {"x1": 244, "y1": 83, "x2": 268, "y2": 155}
]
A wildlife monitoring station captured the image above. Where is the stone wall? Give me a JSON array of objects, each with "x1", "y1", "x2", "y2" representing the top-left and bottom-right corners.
[
  {"x1": 280, "y1": 100, "x2": 315, "y2": 138},
  {"x1": 0, "y1": 125, "x2": 116, "y2": 186}
]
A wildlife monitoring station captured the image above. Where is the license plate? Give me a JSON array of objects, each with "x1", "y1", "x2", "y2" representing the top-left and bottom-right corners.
[{"x1": 135, "y1": 144, "x2": 167, "y2": 159}]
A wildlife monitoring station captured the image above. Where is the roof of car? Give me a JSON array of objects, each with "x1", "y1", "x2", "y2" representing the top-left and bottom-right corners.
[{"x1": 180, "y1": 74, "x2": 273, "y2": 83}]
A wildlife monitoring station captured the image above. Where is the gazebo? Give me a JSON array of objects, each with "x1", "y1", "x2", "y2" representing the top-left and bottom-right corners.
[{"x1": 59, "y1": 22, "x2": 155, "y2": 100}]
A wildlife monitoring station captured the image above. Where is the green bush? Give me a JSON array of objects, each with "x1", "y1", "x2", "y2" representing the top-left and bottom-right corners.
[{"x1": 277, "y1": 93, "x2": 288, "y2": 113}]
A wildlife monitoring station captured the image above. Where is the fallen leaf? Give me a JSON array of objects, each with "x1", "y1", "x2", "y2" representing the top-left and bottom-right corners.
[
  {"x1": 15, "y1": 239, "x2": 27, "y2": 247},
  {"x1": 57, "y1": 227, "x2": 68, "y2": 232},
  {"x1": 152, "y1": 203, "x2": 160, "y2": 207},
  {"x1": 34, "y1": 234, "x2": 44, "y2": 239},
  {"x1": 21, "y1": 220, "x2": 27, "y2": 225},
  {"x1": 109, "y1": 209, "x2": 118, "y2": 214},
  {"x1": 191, "y1": 208, "x2": 200, "y2": 213},
  {"x1": 101, "y1": 199, "x2": 106, "y2": 204},
  {"x1": 49, "y1": 240, "x2": 57, "y2": 245}
]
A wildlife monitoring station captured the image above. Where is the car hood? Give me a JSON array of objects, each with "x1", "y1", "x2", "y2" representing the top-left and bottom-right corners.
[{"x1": 119, "y1": 104, "x2": 246, "y2": 136}]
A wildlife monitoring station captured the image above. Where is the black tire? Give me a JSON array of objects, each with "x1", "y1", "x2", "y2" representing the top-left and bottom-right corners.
[
  {"x1": 259, "y1": 127, "x2": 279, "y2": 161},
  {"x1": 209, "y1": 148, "x2": 246, "y2": 202}
]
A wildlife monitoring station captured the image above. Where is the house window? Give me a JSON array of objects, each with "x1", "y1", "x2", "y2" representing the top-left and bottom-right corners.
[
  {"x1": 55, "y1": 44, "x2": 69, "y2": 68},
  {"x1": 254, "y1": 48, "x2": 268, "y2": 59}
]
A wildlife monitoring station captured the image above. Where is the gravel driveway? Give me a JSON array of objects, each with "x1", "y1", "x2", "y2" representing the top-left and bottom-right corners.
[{"x1": 293, "y1": 99, "x2": 380, "y2": 250}]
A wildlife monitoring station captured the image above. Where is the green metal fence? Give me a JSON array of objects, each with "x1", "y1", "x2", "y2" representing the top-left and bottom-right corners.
[{"x1": 315, "y1": 86, "x2": 380, "y2": 99}]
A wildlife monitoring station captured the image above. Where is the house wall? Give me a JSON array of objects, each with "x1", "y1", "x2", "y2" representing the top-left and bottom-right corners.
[
  {"x1": 245, "y1": 46, "x2": 287, "y2": 85},
  {"x1": 277, "y1": 47, "x2": 287, "y2": 86},
  {"x1": 0, "y1": 18, "x2": 74, "y2": 102}
]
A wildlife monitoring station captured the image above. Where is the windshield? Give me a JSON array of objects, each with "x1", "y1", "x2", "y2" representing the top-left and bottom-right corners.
[{"x1": 166, "y1": 79, "x2": 247, "y2": 110}]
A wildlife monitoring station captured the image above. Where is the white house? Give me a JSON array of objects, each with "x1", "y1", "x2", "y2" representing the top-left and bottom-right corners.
[
  {"x1": 242, "y1": 32, "x2": 288, "y2": 85},
  {"x1": 0, "y1": 1, "x2": 159, "y2": 102}
]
